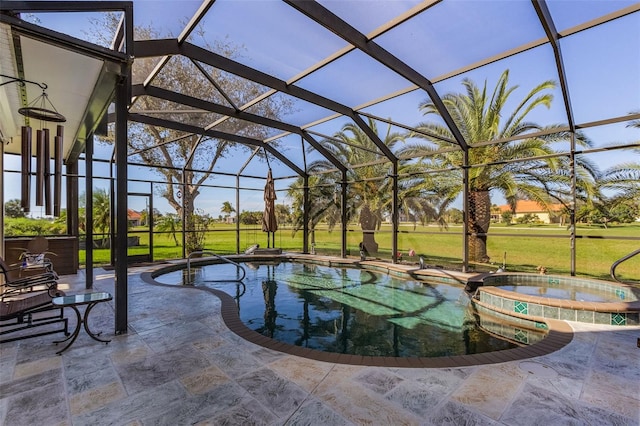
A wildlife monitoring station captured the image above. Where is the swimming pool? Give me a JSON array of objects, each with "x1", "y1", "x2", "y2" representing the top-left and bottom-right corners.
[{"x1": 152, "y1": 260, "x2": 548, "y2": 358}]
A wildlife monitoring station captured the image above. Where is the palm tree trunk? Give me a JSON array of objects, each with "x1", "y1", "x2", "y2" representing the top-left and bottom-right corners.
[
  {"x1": 171, "y1": 226, "x2": 179, "y2": 246},
  {"x1": 359, "y1": 204, "x2": 378, "y2": 255},
  {"x1": 468, "y1": 190, "x2": 491, "y2": 262}
]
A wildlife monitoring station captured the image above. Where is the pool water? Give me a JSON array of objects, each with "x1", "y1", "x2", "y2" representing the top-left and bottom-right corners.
[
  {"x1": 496, "y1": 284, "x2": 626, "y2": 302},
  {"x1": 158, "y1": 261, "x2": 527, "y2": 358}
]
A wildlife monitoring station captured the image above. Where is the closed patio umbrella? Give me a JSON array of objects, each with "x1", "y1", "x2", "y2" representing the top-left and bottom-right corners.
[{"x1": 262, "y1": 168, "x2": 278, "y2": 248}]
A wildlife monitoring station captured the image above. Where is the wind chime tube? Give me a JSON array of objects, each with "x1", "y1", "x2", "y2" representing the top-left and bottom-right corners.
[
  {"x1": 21, "y1": 126, "x2": 31, "y2": 212},
  {"x1": 36, "y1": 129, "x2": 45, "y2": 206},
  {"x1": 44, "y1": 128, "x2": 52, "y2": 215},
  {"x1": 54, "y1": 125, "x2": 63, "y2": 217}
]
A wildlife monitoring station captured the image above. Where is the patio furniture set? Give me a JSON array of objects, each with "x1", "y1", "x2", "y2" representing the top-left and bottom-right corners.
[{"x1": 1, "y1": 237, "x2": 110, "y2": 353}]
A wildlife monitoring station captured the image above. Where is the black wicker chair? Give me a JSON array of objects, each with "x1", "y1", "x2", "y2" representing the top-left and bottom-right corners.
[{"x1": 1, "y1": 256, "x2": 68, "y2": 344}]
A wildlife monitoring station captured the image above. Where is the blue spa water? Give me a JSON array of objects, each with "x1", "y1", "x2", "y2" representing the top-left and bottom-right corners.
[
  {"x1": 495, "y1": 284, "x2": 627, "y2": 302},
  {"x1": 156, "y1": 261, "x2": 522, "y2": 357}
]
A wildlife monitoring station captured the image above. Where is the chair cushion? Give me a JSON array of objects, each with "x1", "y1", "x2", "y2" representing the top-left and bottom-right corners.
[{"x1": 0, "y1": 290, "x2": 64, "y2": 321}]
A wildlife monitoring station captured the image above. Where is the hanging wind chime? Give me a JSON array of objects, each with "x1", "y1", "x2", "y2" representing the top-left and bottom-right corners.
[{"x1": 1, "y1": 74, "x2": 66, "y2": 216}]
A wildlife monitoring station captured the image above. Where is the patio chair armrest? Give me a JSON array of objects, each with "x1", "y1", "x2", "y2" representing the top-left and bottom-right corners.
[
  {"x1": 2, "y1": 273, "x2": 59, "y2": 295},
  {"x1": 2, "y1": 282, "x2": 59, "y2": 300},
  {"x1": 5, "y1": 259, "x2": 56, "y2": 275}
]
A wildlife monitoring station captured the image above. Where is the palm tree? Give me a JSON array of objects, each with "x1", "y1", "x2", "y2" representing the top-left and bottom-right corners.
[
  {"x1": 275, "y1": 203, "x2": 291, "y2": 226},
  {"x1": 220, "y1": 201, "x2": 236, "y2": 222},
  {"x1": 92, "y1": 188, "x2": 111, "y2": 247},
  {"x1": 301, "y1": 119, "x2": 406, "y2": 255},
  {"x1": 395, "y1": 165, "x2": 460, "y2": 230},
  {"x1": 414, "y1": 70, "x2": 596, "y2": 262},
  {"x1": 598, "y1": 115, "x2": 640, "y2": 221},
  {"x1": 287, "y1": 173, "x2": 341, "y2": 248},
  {"x1": 289, "y1": 119, "x2": 457, "y2": 255},
  {"x1": 155, "y1": 213, "x2": 181, "y2": 246}
]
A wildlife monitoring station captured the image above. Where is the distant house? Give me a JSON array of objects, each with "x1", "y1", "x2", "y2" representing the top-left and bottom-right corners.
[
  {"x1": 128, "y1": 209, "x2": 142, "y2": 227},
  {"x1": 496, "y1": 200, "x2": 564, "y2": 224}
]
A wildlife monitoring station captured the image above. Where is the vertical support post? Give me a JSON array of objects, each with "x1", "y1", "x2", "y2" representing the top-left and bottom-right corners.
[
  {"x1": 462, "y1": 150, "x2": 470, "y2": 273},
  {"x1": 114, "y1": 72, "x2": 129, "y2": 335},
  {"x1": 85, "y1": 134, "x2": 94, "y2": 289},
  {"x1": 66, "y1": 161, "x2": 79, "y2": 239},
  {"x1": 20, "y1": 126, "x2": 31, "y2": 212},
  {"x1": 181, "y1": 176, "x2": 186, "y2": 259},
  {"x1": 235, "y1": 175, "x2": 240, "y2": 253},
  {"x1": 570, "y1": 134, "x2": 577, "y2": 276},
  {"x1": 303, "y1": 175, "x2": 309, "y2": 253},
  {"x1": 391, "y1": 161, "x2": 398, "y2": 264},
  {"x1": 149, "y1": 183, "x2": 154, "y2": 262},
  {"x1": 109, "y1": 156, "x2": 116, "y2": 267},
  {"x1": 114, "y1": 0, "x2": 133, "y2": 334},
  {"x1": 341, "y1": 171, "x2": 347, "y2": 258},
  {"x1": 1, "y1": 139, "x2": 5, "y2": 260}
]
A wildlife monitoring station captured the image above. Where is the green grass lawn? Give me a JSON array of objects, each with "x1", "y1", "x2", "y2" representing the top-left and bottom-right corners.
[{"x1": 80, "y1": 222, "x2": 639, "y2": 282}]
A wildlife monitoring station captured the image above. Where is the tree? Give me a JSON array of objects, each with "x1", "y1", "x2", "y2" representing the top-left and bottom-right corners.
[
  {"x1": 446, "y1": 208, "x2": 464, "y2": 224},
  {"x1": 4, "y1": 199, "x2": 25, "y2": 218},
  {"x1": 77, "y1": 189, "x2": 111, "y2": 247},
  {"x1": 515, "y1": 213, "x2": 540, "y2": 224},
  {"x1": 187, "y1": 210, "x2": 212, "y2": 252},
  {"x1": 287, "y1": 119, "x2": 456, "y2": 255},
  {"x1": 609, "y1": 202, "x2": 639, "y2": 223},
  {"x1": 139, "y1": 209, "x2": 148, "y2": 227},
  {"x1": 155, "y1": 213, "x2": 180, "y2": 246},
  {"x1": 220, "y1": 201, "x2": 236, "y2": 220},
  {"x1": 575, "y1": 114, "x2": 640, "y2": 225},
  {"x1": 92, "y1": 188, "x2": 111, "y2": 247},
  {"x1": 414, "y1": 70, "x2": 596, "y2": 262},
  {"x1": 597, "y1": 157, "x2": 640, "y2": 223},
  {"x1": 396, "y1": 169, "x2": 460, "y2": 230},
  {"x1": 90, "y1": 16, "x2": 293, "y2": 255},
  {"x1": 288, "y1": 174, "x2": 341, "y2": 247},
  {"x1": 490, "y1": 204, "x2": 502, "y2": 223},
  {"x1": 501, "y1": 210, "x2": 513, "y2": 225},
  {"x1": 291, "y1": 119, "x2": 406, "y2": 255},
  {"x1": 597, "y1": 116, "x2": 640, "y2": 222},
  {"x1": 275, "y1": 203, "x2": 290, "y2": 226},
  {"x1": 239, "y1": 211, "x2": 262, "y2": 225}
]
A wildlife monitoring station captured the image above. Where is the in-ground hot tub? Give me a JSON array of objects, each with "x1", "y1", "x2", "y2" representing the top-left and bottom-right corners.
[{"x1": 472, "y1": 273, "x2": 640, "y2": 326}]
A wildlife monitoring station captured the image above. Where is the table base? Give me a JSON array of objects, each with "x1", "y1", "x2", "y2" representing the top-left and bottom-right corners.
[{"x1": 54, "y1": 301, "x2": 111, "y2": 355}]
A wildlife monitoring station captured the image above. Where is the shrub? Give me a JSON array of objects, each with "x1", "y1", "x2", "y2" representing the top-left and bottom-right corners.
[{"x1": 4, "y1": 217, "x2": 66, "y2": 236}]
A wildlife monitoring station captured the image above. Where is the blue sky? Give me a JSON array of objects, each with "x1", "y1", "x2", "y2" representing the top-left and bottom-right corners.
[{"x1": 4, "y1": 0, "x2": 639, "y2": 217}]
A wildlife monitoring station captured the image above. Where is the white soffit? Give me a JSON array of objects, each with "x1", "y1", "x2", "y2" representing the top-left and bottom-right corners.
[
  {"x1": 0, "y1": 22, "x2": 20, "y2": 146},
  {"x1": 1, "y1": 28, "x2": 103, "y2": 160}
]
